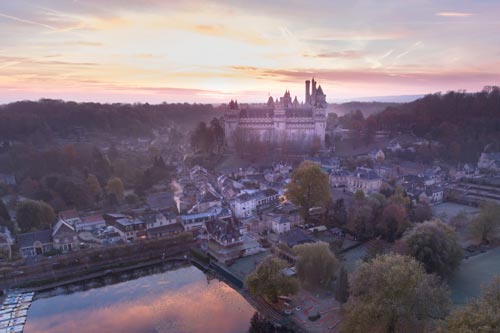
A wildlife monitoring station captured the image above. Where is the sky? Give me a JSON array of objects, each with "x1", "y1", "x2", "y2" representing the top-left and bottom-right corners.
[{"x1": 1, "y1": 0, "x2": 500, "y2": 104}]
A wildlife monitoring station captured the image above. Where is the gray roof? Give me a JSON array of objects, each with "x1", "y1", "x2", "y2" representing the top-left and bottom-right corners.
[
  {"x1": 279, "y1": 228, "x2": 313, "y2": 247},
  {"x1": 17, "y1": 229, "x2": 53, "y2": 248}
]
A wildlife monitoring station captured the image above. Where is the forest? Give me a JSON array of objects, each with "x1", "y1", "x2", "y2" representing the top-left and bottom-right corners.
[
  {"x1": 375, "y1": 87, "x2": 500, "y2": 162},
  {"x1": 0, "y1": 99, "x2": 217, "y2": 140},
  {"x1": 337, "y1": 87, "x2": 500, "y2": 162}
]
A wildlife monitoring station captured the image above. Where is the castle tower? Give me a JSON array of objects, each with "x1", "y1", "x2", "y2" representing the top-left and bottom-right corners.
[
  {"x1": 312, "y1": 78, "x2": 317, "y2": 104},
  {"x1": 305, "y1": 80, "x2": 311, "y2": 104}
]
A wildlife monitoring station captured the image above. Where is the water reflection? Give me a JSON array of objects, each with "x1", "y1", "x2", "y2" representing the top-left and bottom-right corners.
[{"x1": 25, "y1": 266, "x2": 255, "y2": 333}]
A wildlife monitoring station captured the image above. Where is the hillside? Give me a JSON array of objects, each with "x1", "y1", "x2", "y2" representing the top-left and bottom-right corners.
[
  {"x1": 369, "y1": 87, "x2": 500, "y2": 162},
  {"x1": 329, "y1": 101, "x2": 400, "y2": 117}
]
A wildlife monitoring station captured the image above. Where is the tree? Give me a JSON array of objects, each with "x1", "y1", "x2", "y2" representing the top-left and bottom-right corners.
[
  {"x1": 285, "y1": 161, "x2": 332, "y2": 221},
  {"x1": 335, "y1": 266, "x2": 349, "y2": 303},
  {"x1": 0, "y1": 200, "x2": 10, "y2": 221},
  {"x1": 16, "y1": 200, "x2": 56, "y2": 232},
  {"x1": 246, "y1": 257, "x2": 298, "y2": 303},
  {"x1": 471, "y1": 202, "x2": 500, "y2": 244},
  {"x1": 331, "y1": 198, "x2": 347, "y2": 226},
  {"x1": 411, "y1": 202, "x2": 432, "y2": 223},
  {"x1": 364, "y1": 239, "x2": 386, "y2": 261},
  {"x1": 402, "y1": 220, "x2": 463, "y2": 277},
  {"x1": 442, "y1": 274, "x2": 500, "y2": 332},
  {"x1": 341, "y1": 254, "x2": 450, "y2": 333},
  {"x1": 294, "y1": 242, "x2": 339, "y2": 290},
  {"x1": 377, "y1": 203, "x2": 409, "y2": 242},
  {"x1": 248, "y1": 312, "x2": 294, "y2": 333},
  {"x1": 106, "y1": 177, "x2": 124, "y2": 203},
  {"x1": 86, "y1": 173, "x2": 102, "y2": 200}
]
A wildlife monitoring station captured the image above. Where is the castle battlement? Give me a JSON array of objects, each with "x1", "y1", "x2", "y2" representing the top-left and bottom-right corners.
[{"x1": 224, "y1": 78, "x2": 327, "y2": 148}]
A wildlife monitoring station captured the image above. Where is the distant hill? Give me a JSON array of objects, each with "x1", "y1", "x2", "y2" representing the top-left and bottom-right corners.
[
  {"x1": 369, "y1": 88, "x2": 500, "y2": 162},
  {"x1": 335, "y1": 94, "x2": 424, "y2": 104},
  {"x1": 329, "y1": 101, "x2": 400, "y2": 117},
  {"x1": 0, "y1": 99, "x2": 216, "y2": 140}
]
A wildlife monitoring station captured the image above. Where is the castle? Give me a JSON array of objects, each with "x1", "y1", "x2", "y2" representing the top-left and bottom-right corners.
[{"x1": 224, "y1": 78, "x2": 327, "y2": 149}]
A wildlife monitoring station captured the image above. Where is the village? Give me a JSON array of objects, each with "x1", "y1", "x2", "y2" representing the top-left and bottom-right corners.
[{"x1": 1, "y1": 124, "x2": 499, "y2": 331}]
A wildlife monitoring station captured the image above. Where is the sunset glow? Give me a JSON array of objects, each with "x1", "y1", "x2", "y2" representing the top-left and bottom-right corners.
[{"x1": 1, "y1": 0, "x2": 500, "y2": 103}]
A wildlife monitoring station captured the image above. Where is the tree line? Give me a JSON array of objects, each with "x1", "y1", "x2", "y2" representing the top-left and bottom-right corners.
[{"x1": 0, "y1": 99, "x2": 216, "y2": 140}]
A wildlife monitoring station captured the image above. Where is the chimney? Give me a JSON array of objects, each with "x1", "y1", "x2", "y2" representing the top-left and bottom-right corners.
[{"x1": 305, "y1": 80, "x2": 311, "y2": 104}]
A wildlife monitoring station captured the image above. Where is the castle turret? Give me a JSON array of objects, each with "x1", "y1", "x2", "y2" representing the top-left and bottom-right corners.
[
  {"x1": 312, "y1": 78, "x2": 317, "y2": 103},
  {"x1": 305, "y1": 80, "x2": 311, "y2": 104}
]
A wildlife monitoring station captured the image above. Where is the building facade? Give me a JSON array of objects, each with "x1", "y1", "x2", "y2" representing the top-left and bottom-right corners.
[{"x1": 224, "y1": 79, "x2": 327, "y2": 148}]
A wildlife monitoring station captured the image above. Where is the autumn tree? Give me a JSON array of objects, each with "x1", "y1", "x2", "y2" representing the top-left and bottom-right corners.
[
  {"x1": 410, "y1": 202, "x2": 433, "y2": 223},
  {"x1": 471, "y1": 202, "x2": 500, "y2": 244},
  {"x1": 285, "y1": 161, "x2": 332, "y2": 221},
  {"x1": 402, "y1": 220, "x2": 463, "y2": 277},
  {"x1": 107, "y1": 177, "x2": 125, "y2": 203},
  {"x1": 16, "y1": 200, "x2": 56, "y2": 232},
  {"x1": 246, "y1": 257, "x2": 298, "y2": 303},
  {"x1": 0, "y1": 200, "x2": 10, "y2": 221},
  {"x1": 294, "y1": 242, "x2": 339, "y2": 290},
  {"x1": 341, "y1": 254, "x2": 450, "y2": 333},
  {"x1": 86, "y1": 173, "x2": 103, "y2": 200},
  {"x1": 330, "y1": 198, "x2": 347, "y2": 226},
  {"x1": 334, "y1": 266, "x2": 349, "y2": 303},
  {"x1": 442, "y1": 274, "x2": 500, "y2": 332},
  {"x1": 377, "y1": 203, "x2": 410, "y2": 242}
]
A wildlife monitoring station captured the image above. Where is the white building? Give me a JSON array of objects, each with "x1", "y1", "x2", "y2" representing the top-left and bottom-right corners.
[
  {"x1": 224, "y1": 78, "x2": 327, "y2": 148},
  {"x1": 347, "y1": 168, "x2": 382, "y2": 194},
  {"x1": 272, "y1": 216, "x2": 291, "y2": 234},
  {"x1": 230, "y1": 189, "x2": 279, "y2": 218}
]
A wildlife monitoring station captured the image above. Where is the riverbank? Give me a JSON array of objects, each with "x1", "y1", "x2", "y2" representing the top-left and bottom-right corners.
[{"x1": 0, "y1": 235, "x2": 195, "y2": 290}]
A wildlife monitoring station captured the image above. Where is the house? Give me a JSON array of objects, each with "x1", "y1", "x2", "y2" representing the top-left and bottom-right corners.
[
  {"x1": 147, "y1": 223, "x2": 184, "y2": 239},
  {"x1": 17, "y1": 230, "x2": 53, "y2": 257},
  {"x1": 58, "y1": 209, "x2": 82, "y2": 228},
  {"x1": 189, "y1": 165, "x2": 210, "y2": 182},
  {"x1": 386, "y1": 141, "x2": 402, "y2": 152},
  {"x1": 178, "y1": 212, "x2": 215, "y2": 231},
  {"x1": 370, "y1": 149, "x2": 385, "y2": 162},
  {"x1": 230, "y1": 189, "x2": 280, "y2": 218},
  {"x1": 193, "y1": 190, "x2": 222, "y2": 213},
  {"x1": 52, "y1": 219, "x2": 79, "y2": 252},
  {"x1": 104, "y1": 214, "x2": 146, "y2": 242},
  {"x1": 272, "y1": 216, "x2": 291, "y2": 234},
  {"x1": 330, "y1": 170, "x2": 349, "y2": 187},
  {"x1": 200, "y1": 218, "x2": 262, "y2": 263},
  {"x1": 478, "y1": 152, "x2": 500, "y2": 172},
  {"x1": 419, "y1": 186, "x2": 444, "y2": 205},
  {"x1": 346, "y1": 168, "x2": 382, "y2": 194},
  {"x1": 278, "y1": 228, "x2": 314, "y2": 248},
  {"x1": 0, "y1": 173, "x2": 16, "y2": 186},
  {"x1": 0, "y1": 226, "x2": 14, "y2": 259},
  {"x1": 143, "y1": 210, "x2": 170, "y2": 229},
  {"x1": 76, "y1": 214, "x2": 106, "y2": 232}
]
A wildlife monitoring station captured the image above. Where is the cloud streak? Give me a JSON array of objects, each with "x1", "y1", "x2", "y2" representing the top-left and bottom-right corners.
[
  {"x1": 0, "y1": 12, "x2": 57, "y2": 30},
  {"x1": 435, "y1": 12, "x2": 475, "y2": 18}
]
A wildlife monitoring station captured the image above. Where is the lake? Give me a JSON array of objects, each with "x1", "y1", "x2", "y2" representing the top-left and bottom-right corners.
[{"x1": 24, "y1": 265, "x2": 256, "y2": 333}]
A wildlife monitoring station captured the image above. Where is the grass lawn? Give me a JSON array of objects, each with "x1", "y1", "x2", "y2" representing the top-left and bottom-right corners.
[{"x1": 449, "y1": 247, "x2": 500, "y2": 305}]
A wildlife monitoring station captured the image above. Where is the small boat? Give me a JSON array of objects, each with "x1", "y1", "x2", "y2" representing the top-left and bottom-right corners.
[
  {"x1": 15, "y1": 304, "x2": 29, "y2": 311},
  {"x1": 0, "y1": 310, "x2": 11, "y2": 316},
  {"x1": 12, "y1": 310, "x2": 27, "y2": 318},
  {"x1": 9, "y1": 317, "x2": 26, "y2": 326},
  {"x1": 0, "y1": 321, "x2": 9, "y2": 329},
  {"x1": 0, "y1": 314, "x2": 11, "y2": 322},
  {"x1": 4, "y1": 325, "x2": 24, "y2": 333}
]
